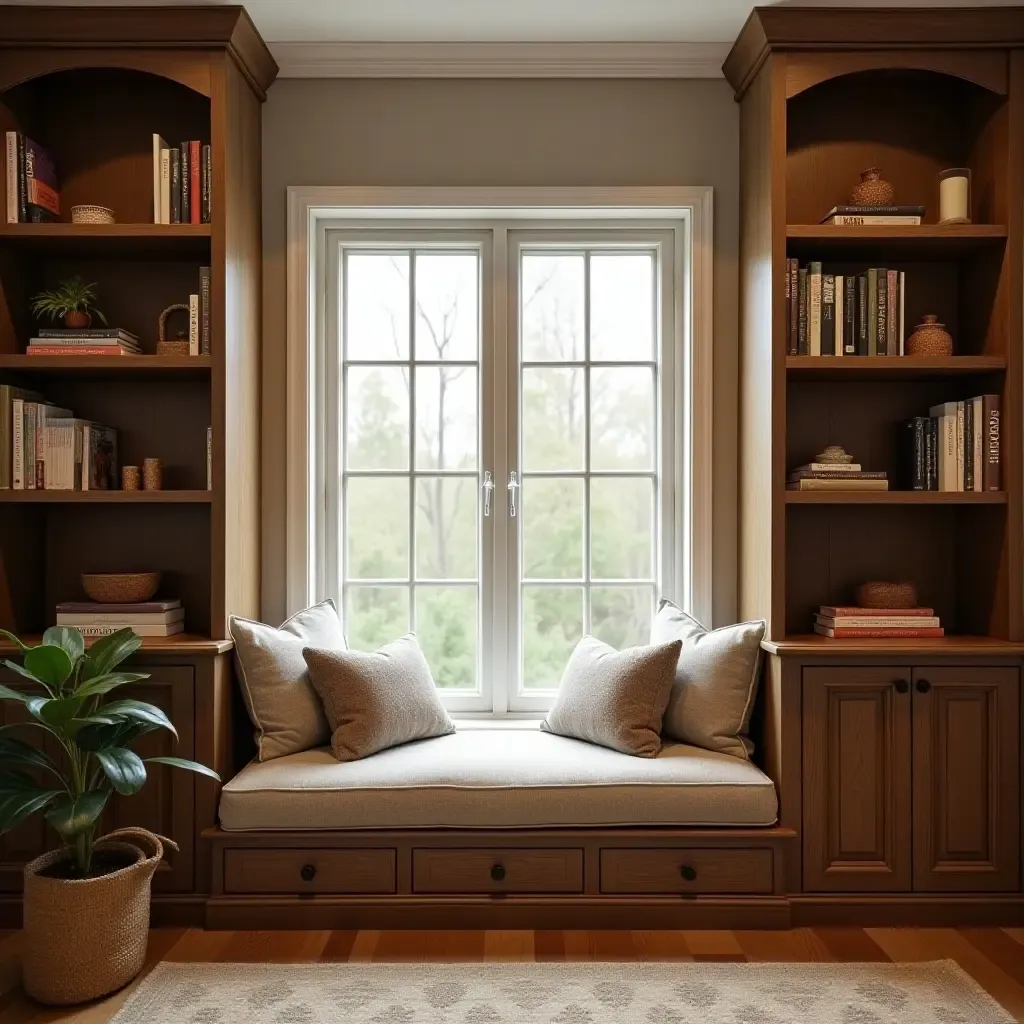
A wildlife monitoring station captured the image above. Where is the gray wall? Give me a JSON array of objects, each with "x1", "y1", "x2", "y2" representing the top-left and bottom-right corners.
[{"x1": 262, "y1": 78, "x2": 739, "y2": 627}]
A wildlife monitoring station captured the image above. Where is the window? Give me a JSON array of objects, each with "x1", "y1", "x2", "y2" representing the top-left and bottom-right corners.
[{"x1": 289, "y1": 189, "x2": 712, "y2": 717}]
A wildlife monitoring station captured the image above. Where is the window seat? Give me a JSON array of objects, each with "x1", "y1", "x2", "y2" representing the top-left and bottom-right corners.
[{"x1": 218, "y1": 728, "x2": 779, "y2": 832}]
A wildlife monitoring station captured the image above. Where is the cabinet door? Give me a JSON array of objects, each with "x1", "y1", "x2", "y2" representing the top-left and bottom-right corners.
[
  {"x1": 104, "y1": 667, "x2": 196, "y2": 894},
  {"x1": 912, "y1": 667, "x2": 1020, "y2": 892},
  {"x1": 803, "y1": 667, "x2": 912, "y2": 892}
]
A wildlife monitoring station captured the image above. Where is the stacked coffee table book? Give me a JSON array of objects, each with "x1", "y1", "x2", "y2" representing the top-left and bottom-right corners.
[
  {"x1": 55, "y1": 598, "x2": 185, "y2": 638},
  {"x1": 814, "y1": 605, "x2": 943, "y2": 639},
  {"x1": 787, "y1": 445, "x2": 888, "y2": 491}
]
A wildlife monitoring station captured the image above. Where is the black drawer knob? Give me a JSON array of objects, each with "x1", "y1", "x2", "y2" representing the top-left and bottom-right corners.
[
  {"x1": 894, "y1": 679, "x2": 909, "y2": 694},
  {"x1": 300, "y1": 863, "x2": 317, "y2": 882},
  {"x1": 916, "y1": 679, "x2": 932, "y2": 694},
  {"x1": 490, "y1": 863, "x2": 506, "y2": 882},
  {"x1": 680, "y1": 864, "x2": 697, "y2": 882}
]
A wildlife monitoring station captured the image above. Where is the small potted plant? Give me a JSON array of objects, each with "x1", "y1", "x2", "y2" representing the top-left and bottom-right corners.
[
  {"x1": 0, "y1": 626, "x2": 218, "y2": 1005},
  {"x1": 29, "y1": 276, "x2": 108, "y2": 329}
]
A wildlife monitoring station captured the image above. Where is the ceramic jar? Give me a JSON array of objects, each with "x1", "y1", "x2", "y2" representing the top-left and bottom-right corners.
[
  {"x1": 906, "y1": 315, "x2": 953, "y2": 356},
  {"x1": 850, "y1": 167, "x2": 895, "y2": 206}
]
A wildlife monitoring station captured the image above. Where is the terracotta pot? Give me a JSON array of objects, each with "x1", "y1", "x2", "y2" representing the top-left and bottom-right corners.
[
  {"x1": 907, "y1": 315, "x2": 953, "y2": 356},
  {"x1": 850, "y1": 167, "x2": 895, "y2": 207},
  {"x1": 63, "y1": 310, "x2": 92, "y2": 329}
]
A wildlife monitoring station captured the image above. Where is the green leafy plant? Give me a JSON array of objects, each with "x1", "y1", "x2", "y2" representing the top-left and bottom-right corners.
[
  {"x1": 0, "y1": 626, "x2": 217, "y2": 876},
  {"x1": 29, "y1": 276, "x2": 108, "y2": 325}
]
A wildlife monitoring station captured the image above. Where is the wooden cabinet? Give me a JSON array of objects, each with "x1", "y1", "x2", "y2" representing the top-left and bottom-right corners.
[{"x1": 803, "y1": 664, "x2": 1020, "y2": 894}]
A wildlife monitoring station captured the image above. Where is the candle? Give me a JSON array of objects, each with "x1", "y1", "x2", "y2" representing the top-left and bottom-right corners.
[{"x1": 939, "y1": 168, "x2": 971, "y2": 224}]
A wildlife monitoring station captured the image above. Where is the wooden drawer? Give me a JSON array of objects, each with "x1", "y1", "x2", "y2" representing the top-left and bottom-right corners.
[
  {"x1": 224, "y1": 849, "x2": 396, "y2": 894},
  {"x1": 413, "y1": 848, "x2": 583, "y2": 894},
  {"x1": 600, "y1": 848, "x2": 773, "y2": 895}
]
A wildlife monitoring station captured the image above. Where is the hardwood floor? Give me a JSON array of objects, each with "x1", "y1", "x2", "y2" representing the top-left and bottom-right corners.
[{"x1": 0, "y1": 928, "x2": 1020, "y2": 1021}]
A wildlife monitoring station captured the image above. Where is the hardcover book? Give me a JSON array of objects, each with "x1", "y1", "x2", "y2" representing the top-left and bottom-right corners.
[
  {"x1": 81, "y1": 423, "x2": 118, "y2": 491},
  {"x1": 843, "y1": 275, "x2": 856, "y2": 355},
  {"x1": 199, "y1": 266, "x2": 212, "y2": 355},
  {"x1": 819, "y1": 606, "x2": 935, "y2": 618},
  {"x1": 24, "y1": 137, "x2": 58, "y2": 222},
  {"x1": 982, "y1": 393, "x2": 1001, "y2": 491},
  {"x1": 808, "y1": 262, "x2": 822, "y2": 356},
  {"x1": 820, "y1": 273, "x2": 835, "y2": 356},
  {"x1": 819, "y1": 205, "x2": 926, "y2": 222},
  {"x1": 57, "y1": 599, "x2": 182, "y2": 613},
  {"x1": 814, "y1": 625, "x2": 945, "y2": 638}
]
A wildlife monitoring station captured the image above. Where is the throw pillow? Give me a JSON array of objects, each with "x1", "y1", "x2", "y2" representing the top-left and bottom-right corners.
[
  {"x1": 650, "y1": 599, "x2": 766, "y2": 759},
  {"x1": 541, "y1": 635, "x2": 682, "y2": 758},
  {"x1": 229, "y1": 599, "x2": 346, "y2": 762},
  {"x1": 302, "y1": 634, "x2": 455, "y2": 762}
]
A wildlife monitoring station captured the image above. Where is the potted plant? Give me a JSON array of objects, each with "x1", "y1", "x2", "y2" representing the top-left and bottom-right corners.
[
  {"x1": 0, "y1": 626, "x2": 218, "y2": 1005},
  {"x1": 29, "y1": 276, "x2": 108, "y2": 329}
]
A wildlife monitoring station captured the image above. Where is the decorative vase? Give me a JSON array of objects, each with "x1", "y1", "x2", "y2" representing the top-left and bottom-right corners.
[
  {"x1": 907, "y1": 315, "x2": 953, "y2": 356},
  {"x1": 64, "y1": 310, "x2": 91, "y2": 329},
  {"x1": 938, "y1": 167, "x2": 971, "y2": 224},
  {"x1": 22, "y1": 829, "x2": 176, "y2": 1005},
  {"x1": 850, "y1": 167, "x2": 895, "y2": 207}
]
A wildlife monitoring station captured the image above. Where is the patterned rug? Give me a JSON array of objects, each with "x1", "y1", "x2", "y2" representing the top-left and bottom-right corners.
[{"x1": 109, "y1": 960, "x2": 1013, "y2": 1023}]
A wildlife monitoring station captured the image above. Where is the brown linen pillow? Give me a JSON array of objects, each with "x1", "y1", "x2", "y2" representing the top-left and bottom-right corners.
[
  {"x1": 302, "y1": 634, "x2": 455, "y2": 762},
  {"x1": 541, "y1": 635, "x2": 683, "y2": 758}
]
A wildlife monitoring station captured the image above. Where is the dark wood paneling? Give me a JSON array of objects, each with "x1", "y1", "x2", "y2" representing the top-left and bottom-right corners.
[
  {"x1": 412, "y1": 849, "x2": 584, "y2": 895},
  {"x1": 225, "y1": 849, "x2": 397, "y2": 895},
  {"x1": 599, "y1": 848, "x2": 773, "y2": 895}
]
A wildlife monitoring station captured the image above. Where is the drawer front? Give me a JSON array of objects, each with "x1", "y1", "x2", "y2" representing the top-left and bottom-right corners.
[
  {"x1": 224, "y1": 849, "x2": 396, "y2": 894},
  {"x1": 601, "y1": 848, "x2": 773, "y2": 895},
  {"x1": 413, "y1": 848, "x2": 583, "y2": 894}
]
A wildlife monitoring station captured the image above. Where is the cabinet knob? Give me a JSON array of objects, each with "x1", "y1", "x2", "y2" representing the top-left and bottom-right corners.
[
  {"x1": 916, "y1": 679, "x2": 932, "y2": 694},
  {"x1": 490, "y1": 863, "x2": 506, "y2": 882},
  {"x1": 680, "y1": 864, "x2": 698, "y2": 882},
  {"x1": 300, "y1": 863, "x2": 317, "y2": 882},
  {"x1": 893, "y1": 679, "x2": 909, "y2": 694}
]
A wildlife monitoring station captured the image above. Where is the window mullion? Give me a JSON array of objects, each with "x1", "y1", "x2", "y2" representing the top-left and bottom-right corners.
[
  {"x1": 408, "y1": 251, "x2": 417, "y2": 635},
  {"x1": 582, "y1": 249, "x2": 592, "y2": 637}
]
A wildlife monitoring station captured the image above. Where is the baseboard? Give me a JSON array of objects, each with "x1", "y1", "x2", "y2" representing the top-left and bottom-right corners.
[
  {"x1": 0, "y1": 895, "x2": 206, "y2": 929},
  {"x1": 791, "y1": 894, "x2": 1024, "y2": 927}
]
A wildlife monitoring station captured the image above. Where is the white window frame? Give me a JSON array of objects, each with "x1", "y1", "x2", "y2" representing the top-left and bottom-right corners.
[{"x1": 286, "y1": 187, "x2": 714, "y2": 715}]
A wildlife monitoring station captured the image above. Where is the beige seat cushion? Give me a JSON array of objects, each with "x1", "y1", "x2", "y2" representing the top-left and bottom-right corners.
[{"x1": 219, "y1": 728, "x2": 778, "y2": 831}]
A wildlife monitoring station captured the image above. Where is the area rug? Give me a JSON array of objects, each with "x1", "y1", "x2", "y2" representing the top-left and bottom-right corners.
[{"x1": 109, "y1": 960, "x2": 1012, "y2": 1023}]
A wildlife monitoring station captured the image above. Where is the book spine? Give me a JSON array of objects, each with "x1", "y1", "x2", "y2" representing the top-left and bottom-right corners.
[
  {"x1": 956, "y1": 400, "x2": 965, "y2": 492},
  {"x1": 797, "y1": 269, "x2": 808, "y2": 355},
  {"x1": 898, "y1": 271, "x2": 906, "y2": 354},
  {"x1": 11, "y1": 398, "x2": 23, "y2": 490},
  {"x1": 941, "y1": 413, "x2": 957, "y2": 491},
  {"x1": 808, "y1": 262, "x2": 822, "y2": 356},
  {"x1": 207, "y1": 425, "x2": 213, "y2": 490},
  {"x1": 927, "y1": 416, "x2": 939, "y2": 490},
  {"x1": 842, "y1": 275, "x2": 856, "y2": 355},
  {"x1": 35, "y1": 411, "x2": 44, "y2": 489},
  {"x1": 153, "y1": 134, "x2": 163, "y2": 223},
  {"x1": 24, "y1": 403, "x2": 36, "y2": 489},
  {"x1": 17, "y1": 134, "x2": 27, "y2": 224},
  {"x1": 5, "y1": 132, "x2": 17, "y2": 224},
  {"x1": 814, "y1": 626, "x2": 945, "y2": 638},
  {"x1": 907, "y1": 417, "x2": 925, "y2": 491},
  {"x1": 983, "y1": 394, "x2": 1001, "y2": 491},
  {"x1": 190, "y1": 141, "x2": 201, "y2": 224},
  {"x1": 0, "y1": 390, "x2": 11, "y2": 488},
  {"x1": 72, "y1": 624, "x2": 184, "y2": 638},
  {"x1": 972, "y1": 396, "x2": 983, "y2": 492},
  {"x1": 964, "y1": 398, "x2": 974, "y2": 492},
  {"x1": 856, "y1": 273, "x2": 868, "y2": 355},
  {"x1": 73, "y1": 421, "x2": 84, "y2": 491},
  {"x1": 56, "y1": 611, "x2": 185, "y2": 626},
  {"x1": 787, "y1": 259, "x2": 798, "y2": 356},
  {"x1": 820, "y1": 606, "x2": 935, "y2": 617},
  {"x1": 827, "y1": 215, "x2": 922, "y2": 225},
  {"x1": 886, "y1": 270, "x2": 898, "y2": 355},
  {"x1": 202, "y1": 144, "x2": 212, "y2": 222},
  {"x1": 199, "y1": 266, "x2": 212, "y2": 355},
  {"x1": 865, "y1": 268, "x2": 878, "y2": 355},
  {"x1": 785, "y1": 258, "x2": 793, "y2": 356},
  {"x1": 834, "y1": 275, "x2": 844, "y2": 356},
  {"x1": 27, "y1": 346, "x2": 134, "y2": 356},
  {"x1": 189, "y1": 294, "x2": 200, "y2": 356},
  {"x1": 170, "y1": 148, "x2": 181, "y2": 224},
  {"x1": 81, "y1": 423, "x2": 91, "y2": 491},
  {"x1": 876, "y1": 269, "x2": 888, "y2": 356},
  {"x1": 820, "y1": 273, "x2": 835, "y2": 356},
  {"x1": 180, "y1": 141, "x2": 190, "y2": 221},
  {"x1": 788, "y1": 471, "x2": 887, "y2": 480},
  {"x1": 159, "y1": 148, "x2": 170, "y2": 225},
  {"x1": 817, "y1": 616, "x2": 942, "y2": 629}
]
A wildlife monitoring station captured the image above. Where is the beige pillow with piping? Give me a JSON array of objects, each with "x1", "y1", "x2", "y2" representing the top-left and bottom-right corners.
[
  {"x1": 229, "y1": 599, "x2": 346, "y2": 762},
  {"x1": 541, "y1": 635, "x2": 682, "y2": 758},
  {"x1": 303, "y1": 634, "x2": 455, "y2": 762}
]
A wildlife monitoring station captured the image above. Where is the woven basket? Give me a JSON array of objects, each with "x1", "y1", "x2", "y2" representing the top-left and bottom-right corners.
[
  {"x1": 156, "y1": 303, "x2": 191, "y2": 356},
  {"x1": 22, "y1": 828, "x2": 177, "y2": 1005}
]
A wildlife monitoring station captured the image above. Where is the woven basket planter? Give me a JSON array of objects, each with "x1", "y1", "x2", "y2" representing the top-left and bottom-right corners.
[{"x1": 22, "y1": 829, "x2": 176, "y2": 1005}]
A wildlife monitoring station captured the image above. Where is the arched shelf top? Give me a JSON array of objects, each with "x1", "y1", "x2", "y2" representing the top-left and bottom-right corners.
[{"x1": 786, "y1": 51, "x2": 1007, "y2": 102}]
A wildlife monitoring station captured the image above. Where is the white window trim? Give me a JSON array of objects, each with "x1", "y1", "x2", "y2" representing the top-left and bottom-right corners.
[{"x1": 285, "y1": 187, "x2": 715, "y2": 650}]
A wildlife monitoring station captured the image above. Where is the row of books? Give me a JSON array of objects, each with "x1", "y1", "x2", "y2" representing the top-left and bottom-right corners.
[
  {"x1": 786, "y1": 260, "x2": 906, "y2": 357},
  {"x1": 4, "y1": 133, "x2": 58, "y2": 224},
  {"x1": 906, "y1": 395, "x2": 1001, "y2": 492},
  {"x1": 787, "y1": 461, "x2": 888, "y2": 492},
  {"x1": 0, "y1": 385, "x2": 117, "y2": 490},
  {"x1": 153, "y1": 136, "x2": 211, "y2": 225},
  {"x1": 813, "y1": 604, "x2": 944, "y2": 639},
  {"x1": 56, "y1": 598, "x2": 184, "y2": 637}
]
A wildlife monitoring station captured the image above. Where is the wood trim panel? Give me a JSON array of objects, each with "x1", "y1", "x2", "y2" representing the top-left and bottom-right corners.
[
  {"x1": 791, "y1": 893, "x2": 1024, "y2": 927},
  {"x1": 412, "y1": 849, "x2": 584, "y2": 895},
  {"x1": 224, "y1": 849, "x2": 396, "y2": 895},
  {"x1": 599, "y1": 848, "x2": 773, "y2": 895}
]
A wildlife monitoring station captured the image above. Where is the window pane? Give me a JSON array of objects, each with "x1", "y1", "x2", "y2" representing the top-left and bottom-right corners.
[
  {"x1": 521, "y1": 253, "x2": 584, "y2": 361},
  {"x1": 522, "y1": 367, "x2": 584, "y2": 471},
  {"x1": 345, "y1": 477, "x2": 409, "y2": 580},
  {"x1": 415, "y1": 252, "x2": 479, "y2": 361},
  {"x1": 590, "y1": 252, "x2": 655, "y2": 361},
  {"x1": 345, "y1": 366, "x2": 409, "y2": 471},
  {"x1": 590, "y1": 586, "x2": 654, "y2": 650},
  {"x1": 346, "y1": 586, "x2": 409, "y2": 652},
  {"x1": 521, "y1": 586, "x2": 583, "y2": 691},
  {"x1": 416, "y1": 476, "x2": 477, "y2": 580},
  {"x1": 415, "y1": 366, "x2": 477, "y2": 471},
  {"x1": 345, "y1": 252, "x2": 409, "y2": 360},
  {"x1": 590, "y1": 366, "x2": 655, "y2": 471},
  {"x1": 416, "y1": 586, "x2": 477, "y2": 690},
  {"x1": 590, "y1": 477, "x2": 653, "y2": 579},
  {"x1": 522, "y1": 477, "x2": 583, "y2": 580}
]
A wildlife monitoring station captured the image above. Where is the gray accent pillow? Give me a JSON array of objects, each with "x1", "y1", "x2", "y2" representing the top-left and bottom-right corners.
[
  {"x1": 541, "y1": 635, "x2": 682, "y2": 758},
  {"x1": 651, "y1": 599, "x2": 766, "y2": 759},
  {"x1": 303, "y1": 634, "x2": 455, "y2": 762},
  {"x1": 229, "y1": 599, "x2": 346, "y2": 762}
]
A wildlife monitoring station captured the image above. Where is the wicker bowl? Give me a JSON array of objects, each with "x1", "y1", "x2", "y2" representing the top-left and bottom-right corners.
[
  {"x1": 80, "y1": 572, "x2": 161, "y2": 604},
  {"x1": 70, "y1": 205, "x2": 115, "y2": 225},
  {"x1": 855, "y1": 581, "x2": 918, "y2": 610}
]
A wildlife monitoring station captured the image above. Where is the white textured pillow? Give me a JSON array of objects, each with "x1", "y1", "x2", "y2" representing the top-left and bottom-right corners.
[
  {"x1": 650, "y1": 600, "x2": 766, "y2": 760},
  {"x1": 229, "y1": 599, "x2": 347, "y2": 761}
]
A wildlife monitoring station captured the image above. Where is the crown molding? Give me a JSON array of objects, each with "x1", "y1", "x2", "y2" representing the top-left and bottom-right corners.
[{"x1": 269, "y1": 41, "x2": 729, "y2": 79}]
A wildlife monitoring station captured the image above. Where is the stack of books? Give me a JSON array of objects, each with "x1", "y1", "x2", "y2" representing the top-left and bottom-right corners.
[
  {"x1": 5, "y1": 133, "x2": 59, "y2": 224},
  {"x1": 814, "y1": 604, "x2": 944, "y2": 639},
  {"x1": 27, "y1": 328, "x2": 141, "y2": 358},
  {"x1": 786, "y1": 260, "x2": 906, "y2": 357},
  {"x1": 152, "y1": 135, "x2": 211, "y2": 224},
  {"x1": 56, "y1": 598, "x2": 185, "y2": 638},
  {"x1": 787, "y1": 460, "x2": 888, "y2": 491},
  {"x1": 905, "y1": 395, "x2": 1001, "y2": 492}
]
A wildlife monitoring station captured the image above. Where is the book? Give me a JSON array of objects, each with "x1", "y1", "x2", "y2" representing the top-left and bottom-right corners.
[
  {"x1": 929, "y1": 401, "x2": 959, "y2": 491},
  {"x1": 964, "y1": 398, "x2": 974, "y2": 492},
  {"x1": 834, "y1": 275, "x2": 844, "y2": 356},
  {"x1": 982, "y1": 394, "x2": 1001, "y2": 491},
  {"x1": 170, "y1": 147, "x2": 181, "y2": 224},
  {"x1": 926, "y1": 416, "x2": 939, "y2": 490},
  {"x1": 27, "y1": 345, "x2": 138, "y2": 357},
  {"x1": 866, "y1": 268, "x2": 878, "y2": 355},
  {"x1": 788, "y1": 470, "x2": 887, "y2": 481},
  {"x1": 842, "y1": 275, "x2": 856, "y2": 355},
  {"x1": 12, "y1": 397, "x2": 25, "y2": 490},
  {"x1": 31, "y1": 336, "x2": 139, "y2": 351},
  {"x1": 180, "y1": 141, "x2": 191, "y2": 221},
  {"x1": 905, "y1": 417, "x2": 926, "y2": 491},
  {"x1": 199, "y1": 266, "x2": 212, "y2": 355},
  {"x1": 793, "y1": 462, "x2": 863, "y2": 473},
  {"x1": 785, "y1": 257, "x2": 793, "y2": 355},
  {"x1": 819, "y1": 205, "x2": 926, "y2": 222},
  {"x1": 856, "y1": 273, "x2": 868, "y2": 355},
  {"x1": 207, "y1": 425, "x2": 212, "y2": 489},
  {"x1": 824, "y1": 215, "x2": 922, "y2": 225},
  {"x1": 956, "y1": 400, "x2": 965, "y2": 492},
  {"x1": 152, "y1": 134, "x2": 167, "y2": 223},
  {"x1": 72, "y1": 623, "x2": 185, "y2": 638},
  {"x1": 786, "y1": 259, "x2": 797, "y2": 355},
  {"x1": 814, "y1": 625, "x2": 945, "y2": 638},
  {"x1": 4, "y1": 132, "x2": 16, "y2": 224},
  {"x1": 899, "y1": 270, "x2": 906, "y2": 354},
  {"x1": 819, "y1": 606, "x2": 935, "y2": 618},
  {"x1": 885, "y1": 270, "x2": 898, "y2": 355},
  {"x1": 16, "y1": 134, "x2": 26, "y2": 223},
  {"x1": 57, "y1": 599, "x2": 182, "y2": 613},
  {"x1": 159, "y1": 147, "x2": 171, "y2": 225},
  {"x1": 24, "y1": 137, "x2": 58, "y2": 222},
  {"x1": 201, "y1": 144, "x2": 212, "y2": 222},
  {"x1": 189, "y1": 293, "x2": 200, "y2": 356},
  {"x1": 0, "y1": 385, "x2": 43, "y2": 488},
  {"x1": 38, "y1": 328, "x2": 140, "y2": 341},
  {"x1": 190, "y1": 141, "x2": 201, "y2": 224},
  {"x1": 787, "y1": 478, "x2": 889, "y2": 491},
  {"x1": 971, "y1": 395, "x2": 984, "y2": 493},
  {"x1": 57, "y1": 609, "x2": 185, "y2": 626},
  {"x1": 820, "y1": 273, "x2": 835, "y2": 356},
  {"x1": 43, "y1": 420, "x2": 74, "y2": 489},
  {"x1": 797, "y1": 268, "x2": 808, "y2": 355},
  {"x1": 35, "y1": 405, "x2": 72, "y2": 488},
  {"x1": 808, "y1": 262, "x2": 822, "y2": 356},
  {"x1": 24, "y1": 402, "x2": 37, "y2": 489},
  {"x1": 875, "y1": 268, "x2": 887, "y2": 356},
  {"x1": 81, "y1": 423, "x2": 117, "y2": 491},
  {"x1": 816, "y1": 615, "x2": 942, "y2": 629}
]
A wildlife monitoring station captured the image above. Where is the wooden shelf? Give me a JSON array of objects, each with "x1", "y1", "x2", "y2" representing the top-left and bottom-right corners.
[
  {"x1": 786, "y1": 490, "x2": 1007, "y2": 505},
  {"x1": 0, "y1": 633, "x2": 232, "y2": 655},
  {"x1": 786, "y1": 355, "x2": 1006, "y2": 380},
  {"x1": 0, "y1": 222, "x2": 212, "y2": 257},
  {"x1": 0, "y1": 490, "x2": 212, "y2": 503},
  {"x1": 764, "y1": 635, "x2": 1024, "y2": 657},
  {"x1": 786, "y1": 223, "x2": 1007, "y2": 258},
  {"x1": 0, "y1": 355, "x2": 211, "y2": 378}
]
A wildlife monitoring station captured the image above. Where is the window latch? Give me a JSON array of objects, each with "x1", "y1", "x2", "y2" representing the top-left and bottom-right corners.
[
  {"x1": 482, "y1": 471, "x2": 494, "y2": 517},
  {"x1": 507, "y1": 471, "x2": 519, "y2": 518}
]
